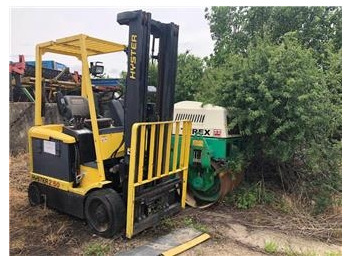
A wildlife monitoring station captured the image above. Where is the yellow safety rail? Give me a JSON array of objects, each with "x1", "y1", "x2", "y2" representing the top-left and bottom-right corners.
[{"x1": 126, "y1": 120, "x2": 192, "y2": 238}]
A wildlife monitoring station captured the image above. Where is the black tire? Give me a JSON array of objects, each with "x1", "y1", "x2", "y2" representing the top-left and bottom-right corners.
[
  {"x1": 84, "y1": 188, "x2": 126, "y2": 238},
  {"x1": 28, "y1": 182, "x2": 42, "y2": 206}
]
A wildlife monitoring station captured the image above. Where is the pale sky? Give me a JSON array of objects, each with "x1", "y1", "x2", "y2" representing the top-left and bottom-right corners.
[{"x1": 10, "y1": 7, "x2": 214, "y2": 77}]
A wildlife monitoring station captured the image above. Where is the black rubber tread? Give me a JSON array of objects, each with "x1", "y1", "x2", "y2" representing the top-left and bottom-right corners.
[
  {"x1": 84, "y1": 188, "x2": 126, "y2": 238},
  {"x1": 28, "y1": 182, "x2": 42, "y2": 206}
]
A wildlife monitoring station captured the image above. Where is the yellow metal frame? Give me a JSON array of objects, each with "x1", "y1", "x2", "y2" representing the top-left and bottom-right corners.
[
  {"x1": 126, "y1": 120, "x2": 192, "y2": 238},
  {"x1": 32, "y1": 34, "x2": 126, "y2": 184},
  {"x1": 30, "y1": 171, "x2": 112, "y2": 196},
  {"x1": 29, "y1": 124, "x2": 76, "y2": 144}
]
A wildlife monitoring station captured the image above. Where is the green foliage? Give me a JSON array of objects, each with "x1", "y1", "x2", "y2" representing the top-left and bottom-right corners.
[
  {"x1": 127, "y1": 53, "x2": 204, "y2": 103},
  {"x1": 227, "y1": 149, "x2": 246, "y2": 173},
  {"x1": 148, "y1": 62, "x2": 158, "y2": 87},
  {"x1": 159, "y1": 217, "x2": 178, "y2": 230},
  {"x1": 200, "y1": 7, "x2": 341, "y2": 213},
  {"x1": 232, "y1": 181, "x2": 276, "y2": 209},
  {"x1": 235, "y1": 187, "x2": 258, "y2": 209},
  {"x1": 83, "y1": 243, "x2": 110, "y2": 256},
  {"x1": 264, "y1": 241, "x2": 278, "y2": 254},
  {"x1": 183, "y1": 217, "x2": 208, "y2": 232},
  {"x1": 199, "y1": 37, "x2": 338, "y2": 164},
  {"x1": 175, "y1": 52, "x2": 204, "y2": 102},
  {"x1": 205, "y1": 7, "x2": 341, "y2": 67}
]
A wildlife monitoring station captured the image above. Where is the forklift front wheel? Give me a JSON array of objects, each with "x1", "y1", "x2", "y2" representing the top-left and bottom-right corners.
[
  {"x1": 28, "y1": 182, "x2": 43, "y2": 206},
  {"x1": 84, "y1": 189, "x2": 126, "y2": 238}
]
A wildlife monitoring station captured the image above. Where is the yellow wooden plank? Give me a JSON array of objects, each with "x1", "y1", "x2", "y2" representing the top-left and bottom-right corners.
[{"x1": 161, "y1": 233, "x2": 210, "y2": 256}]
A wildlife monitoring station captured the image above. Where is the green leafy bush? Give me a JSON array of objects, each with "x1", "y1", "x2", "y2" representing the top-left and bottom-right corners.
[{"x1": 198, "y1": 7, "x2": 342, "y2": 213}]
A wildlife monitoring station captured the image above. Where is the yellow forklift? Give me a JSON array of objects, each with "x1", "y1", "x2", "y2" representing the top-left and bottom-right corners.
[{"x1": 27, "y1": 10, "x2": 192, "y2": 239}]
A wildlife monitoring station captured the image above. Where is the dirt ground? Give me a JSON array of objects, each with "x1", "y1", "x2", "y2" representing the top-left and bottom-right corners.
[{"x1": 9, "y1": 154, "x2": 342, "y2": 256}]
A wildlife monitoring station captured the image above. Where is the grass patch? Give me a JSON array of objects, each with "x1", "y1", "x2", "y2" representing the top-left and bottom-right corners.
[
  {"x1": 284, "y1": 247, "x2": 317, "y2": 256},
  {"x1": 183, "y1": 217, "x2": 208, "y2": 233},
  {"x1": 83, "y1": 243, "x2": 110, "y2": 256},
  {"x1": 325, "y1": 250, "x2": 342, "y2": 256},
  {"x1": 264, "y1": 240, "x2": 278, "y2": 254},
  {"x1": 230, "y1": 181, "x2": 278, "y2": 210},
  {"x1": 160, "y1": 217, "x2": 178, "y2": 229}
]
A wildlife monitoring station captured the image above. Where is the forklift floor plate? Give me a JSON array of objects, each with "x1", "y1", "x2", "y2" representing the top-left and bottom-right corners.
[{"x1": 116, "y1": 228, "x2": 210, "y2": 256}]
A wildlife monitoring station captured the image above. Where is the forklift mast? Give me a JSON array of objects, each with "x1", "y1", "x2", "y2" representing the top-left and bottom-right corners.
[{"x1": 117, "y1": 10, "x2": 179, "y2": 155}]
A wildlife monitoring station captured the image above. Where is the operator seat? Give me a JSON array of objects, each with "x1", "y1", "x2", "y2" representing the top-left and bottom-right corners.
[
  {"x1": 108, "y1": 99, "x2": 124, "y2": 127},
  {"x1": 56, "y1": 93, "x2": 112, "y2": 129}
]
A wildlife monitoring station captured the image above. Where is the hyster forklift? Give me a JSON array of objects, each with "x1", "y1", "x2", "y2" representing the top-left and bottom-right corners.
[{"x1": 27, "y1": 10, "x2": 192, "y2": 238}]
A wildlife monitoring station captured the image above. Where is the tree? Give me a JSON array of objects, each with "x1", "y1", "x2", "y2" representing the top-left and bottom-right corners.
[
  {"x1": 205, "y1": 6, "x2": 342, "y2": 68},
  {"x1": 175, "y1": 52, "x2": 204, "y2": 102},
  {"x1": 202, "y1": 6, "x2": 342, "y2": 213}
]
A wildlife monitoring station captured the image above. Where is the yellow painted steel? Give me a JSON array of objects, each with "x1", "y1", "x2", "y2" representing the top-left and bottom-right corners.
[
  {"x1": 34, "y1": 45, "x2": 43, "y2": 126},
  {"x1": 70, "y1": 180, "x2": 112, "y2": 196},
  {"x1": 99, "y1": 132, "x2": 124, "y2": 160},
  {"x1": 126, "y1": 120, "x2": 192, "y2": 238},
  {"x1": 164, "y1": 124, "x2": 173, "y2": 175},
  {"x1": 133, "y1": 168, "x2": 185, "y2": 187},
  {"x1": 147, "y1": 125, "x2": 156, "y2": 180},
  {"x1": 31, "y1": 173, "x2": 72, "y2": 191},
  {"x1": 126, "y1": 123, "x2": 139, "y2": 238},
  {"x1": 161, "y1": 233, "x2": 211, "y2": 256},
  {"x1": 38, "y1": 34, "x2": 126, "y2": 57},
  {"x1": 181, "y1": 123, "x2": 191, "y2": 208},
  {"x1": 79, "y1": 35, "x2": 106, "y2": 181},
  {"x1": 137, "y1": 126, "x2": 146, "y2": 183},
  {"x1": 172, "y1": 122, "x2": 180, "y2": 171},
  {"x1": 156, "y1": 124, "x2": 165, "y2": 177},
  {"x1": 31, "y1": 166, "x2": 112, "y2": 196},
  {"x1": 73, "y1": 164, "x2": 102, "y2": 190},
  {"x1": 30, "y1": 34, "x2": 126, "y2": 197},
  {"x1": 34, "y1": 34, "x2": 125, "y2": 126},
  {"x1": 29, "y1": 125, "x2": 76, "y2": 144},
  {"x1": 28, "y1": 133, "x2": 33, "y2": 173}
]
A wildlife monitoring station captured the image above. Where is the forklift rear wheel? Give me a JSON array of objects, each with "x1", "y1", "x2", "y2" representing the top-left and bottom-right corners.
[
  {"x1": 28, "y1": 182, "x2": 42, "y2": 206},
  {"x1": 84, "y1": 188, "x2": 126, "y2": 238}
]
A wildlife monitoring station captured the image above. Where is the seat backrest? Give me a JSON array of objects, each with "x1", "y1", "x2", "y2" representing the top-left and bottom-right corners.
[
  {"x1": 57, "y1": 94, "x2": 90, "y2": 120},
  {"x1": 108, "y1": 99, "x2": 124, "y2": 126}
]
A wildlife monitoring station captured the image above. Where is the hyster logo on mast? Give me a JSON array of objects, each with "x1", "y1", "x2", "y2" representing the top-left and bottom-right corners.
[{"x1": 129, "y1": 34, "x2": 137, "y2": 79}]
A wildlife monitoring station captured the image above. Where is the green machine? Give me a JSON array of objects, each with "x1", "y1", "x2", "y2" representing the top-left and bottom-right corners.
[{"x1": 173, "y1": 101, "x2": 244, "y2": 208}]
